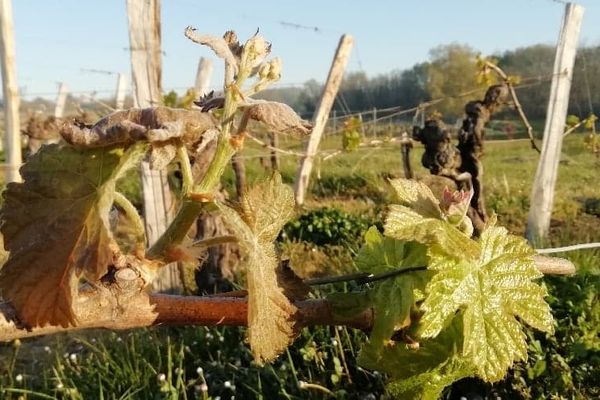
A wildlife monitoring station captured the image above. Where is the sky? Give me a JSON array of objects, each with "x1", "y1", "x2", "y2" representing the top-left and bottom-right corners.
[{"x1": 10, "y1": 0, "x2": 600, "y2": 100}]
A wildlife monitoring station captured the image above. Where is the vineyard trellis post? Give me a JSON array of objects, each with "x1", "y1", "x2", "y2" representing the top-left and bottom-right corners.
[
  {"x1": 526, "y1": 2, "x2": 585, "y2": 243},
  {"x1": 115, "y1": 73, "x2": 127, "y2": 110},
  {"x1": 0, "y1": 0, "x2": 21, "y2": 183},
  {"x1": 295, "y1": 34, "x2": 354, "y2": 205},
  {"x1": 54, "y1": 82, "x2": 68, "y2": 118},
  {"x1": 126, "y1": 0, "x2": 181, "y2": 291},
  {"x1": 194, "y1": 57, "x2": 213, "y2": 96}
]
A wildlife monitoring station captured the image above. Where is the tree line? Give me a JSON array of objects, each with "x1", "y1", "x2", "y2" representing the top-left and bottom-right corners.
[{"x1": 258, "y1": 43, "x2": 600, "y2": 122}]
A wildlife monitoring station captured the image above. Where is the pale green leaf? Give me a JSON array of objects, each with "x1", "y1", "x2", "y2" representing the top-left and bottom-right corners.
[
  {"x1": 356, "y1": 226, "x2": 427, "y2": 274},
  {"x1": 384, "y1": 205, "x2": 478, "y2": 260},
  {"x1": 389, "y1": 178, "x2": 442, "y2": 218},
  {"x1": 419, "y1": 223, "x2": 554, "y2": 382},
  {"x1": 217, "y1": 173, "x2": 297, "y2": 363},
  {"x1": 355, "y1": 228, "x2": 430, "y2": 355},
  {"x1": 360, "y1": 319, "x2": 474, "y2": 400},
  {"x1": 0, "y1": 144, "x2": 147, "y2": 327},
  {"x1": 386, "y1": 357, "x2": 473, "y2": 400},
  {"x1": 238, "y1": 173, "x2": 294, "y2": 242}
]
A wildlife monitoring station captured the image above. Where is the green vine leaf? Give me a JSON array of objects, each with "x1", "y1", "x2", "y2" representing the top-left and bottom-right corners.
[
  {"x1": 216, "y1": 173, "x2": 297, "y2": 364},
  {"x1": 355, "y1": 227, "x2": 430, "y2": 354},
  {"x1": 0, "y1": 144, "x2": 147, "y2": 327},
  {"x1": 361, "y1": 319, "x2": 474, "y2": 400},
  {"x1": 389, "y1": 179, "x2": 442, "y2": 219},
  {"x1": 385, "y1": 200, "x2": 478, "y2": 260},
  {"x1": 419, "y1": 223, "x2": 554, "y2": 381}
]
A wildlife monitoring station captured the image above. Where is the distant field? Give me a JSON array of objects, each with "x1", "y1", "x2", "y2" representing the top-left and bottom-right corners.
[{"x1": 231, "y1": 130, "x2": 600, "y2": 244}]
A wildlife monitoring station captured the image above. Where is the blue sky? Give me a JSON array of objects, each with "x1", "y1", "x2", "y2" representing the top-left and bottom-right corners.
[{"x1": 11, "y1": 0, "x2": 600, "y2": 100}]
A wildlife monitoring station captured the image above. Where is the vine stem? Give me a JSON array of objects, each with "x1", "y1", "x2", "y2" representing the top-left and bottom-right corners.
[
  {"x1": 113, "y1": 192, "x2": 146, "y2": 247},
  {"x1": 0, "y1": 255, "x2": 574, "y2": 342},
  {"x1": 147, "y1": 51, "x2": 245, "y2": 262}
]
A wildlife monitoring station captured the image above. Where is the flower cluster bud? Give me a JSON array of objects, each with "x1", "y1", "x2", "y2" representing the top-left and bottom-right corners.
[{"x1": 440, "y1": 187, "x2": 474, "y2": 236}]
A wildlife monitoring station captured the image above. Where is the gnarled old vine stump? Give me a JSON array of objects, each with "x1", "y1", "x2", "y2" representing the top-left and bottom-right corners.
[{"x1": 413, "y1": 84, "x2": 509, "y2": 234}]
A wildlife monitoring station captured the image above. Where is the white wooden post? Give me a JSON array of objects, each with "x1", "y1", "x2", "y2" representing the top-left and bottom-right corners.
[
  {"x1": 54, "y1": 82, "x2": 68, "y2": 118},
  {"x1": 115, "y1": 73, "x2": 127, "y2": 110},
  {"x1": 0, "y1": 0, "x2": 21, "y2": 182},
  {"x1": 194, "y1": 57, "x2": 213, "y2": 96},
  {"x1": 126, "y1": 0, "x2": 180, "y2": 291},
  {"x1": 294, "y1": 34, "x2": 354, "y2": 205},
  {"x1": 526, "y1": 3, "x2": 584, "y2": 243}
]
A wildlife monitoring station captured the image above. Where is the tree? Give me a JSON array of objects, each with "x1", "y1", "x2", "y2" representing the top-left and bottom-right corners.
[
  {"x1": 426, "y1": 43, "x2": 484, "y2": 118},
  {"x1": 496, "y1": 44, "x2": 555, "y2": 119}
]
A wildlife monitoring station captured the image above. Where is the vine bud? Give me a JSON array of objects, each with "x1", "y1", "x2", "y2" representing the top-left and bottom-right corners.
[{"x1": 440, "y1": 187, "x2": 473, "y2": 227}]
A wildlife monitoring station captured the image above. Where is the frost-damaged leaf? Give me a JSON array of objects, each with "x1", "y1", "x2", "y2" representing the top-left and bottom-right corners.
[
  {"x1": 216, "y1": 174, "x2": 296, "y2": 363},
  {"x1": 419, "y1": 223, "x2": 553, "y2": 382},
  {"x1": 60, "y1": 107, "x2": 218, "y2": 169},
  {"x1": 355, "y1": 227, "x2": 430, "y2": 356},
  {"x1": 0, "y1": 144, "x2": 147, "y2": 327},
  {"x1": 241, "y1": 101, "x2": 312, "y2": 136},
  {"x1": 360, "y1": 319, "x2": 474, "y2": 400},
  {"x1": 184, "y1": 27, "x2": 239, "y2": 69}
]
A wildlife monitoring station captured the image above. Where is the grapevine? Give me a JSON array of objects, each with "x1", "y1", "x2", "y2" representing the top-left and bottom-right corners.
[{"x1": 0, "y1": 28, "x2": 568, "y2": 399}]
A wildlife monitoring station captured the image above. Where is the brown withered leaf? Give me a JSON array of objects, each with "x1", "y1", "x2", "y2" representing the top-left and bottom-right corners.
[
  {"x1": 216, "y1": 174, "x2": 297, "y2": 363},
  {"x1": 241, "y1": 101, "x2": 312, "y2": 136},
  {"x1": 0, "y1": 144, "x2": 146, "y2": 327},
  {"x1": 60, "y1": 107, "x2": 218, "y2": 170},
  {"x1": 185, "y1": 27, "x2": 239, "y2": 69}
]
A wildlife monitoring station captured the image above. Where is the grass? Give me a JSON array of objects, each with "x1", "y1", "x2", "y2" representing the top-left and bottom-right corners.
[{"x1": 0, "y1": 127, "x2": 599, "y2": 399}]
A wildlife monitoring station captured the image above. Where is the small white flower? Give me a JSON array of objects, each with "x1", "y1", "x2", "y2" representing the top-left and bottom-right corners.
[
  {"x1": 196, "y1": 367, "x2": 204, "y2": 375},
  {"x1": 44, "y1": 346, "x2": 51, "y2": 353},
  {"x1": 15, "y1": 374, "x2": 23, "y2": 383},
  {"x1": 331, "y1": 339, "x2": 338, "y2": 346},
  {"x1": 219, "y1": 336, "x2": 225, "y2": 342},
  {"x1": 298, "y1": 380, "x2": 307, "y2": 389},
  {"x1": 200, "y1": 383, "x2": 208, "y2": 392},
  {"x1": 56, "y1": 383, "x2": 64, "y2": 390},
  {"x1": 69, "y1": 353, "x2": 77, "y2": 362},
  {"x1": 224, "y1": 381, "x2": 232, "y2": 388},
  {"x1": 157, "y1": 373, "x2": 166, "y2": 382}
]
